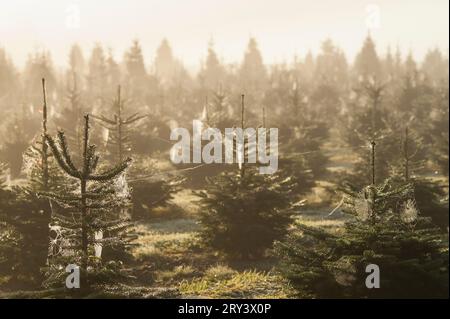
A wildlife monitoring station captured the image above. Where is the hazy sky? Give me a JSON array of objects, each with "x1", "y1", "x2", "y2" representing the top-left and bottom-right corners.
[{"x1": 1, "y1": 0, "x2": 448, "y2": 72}]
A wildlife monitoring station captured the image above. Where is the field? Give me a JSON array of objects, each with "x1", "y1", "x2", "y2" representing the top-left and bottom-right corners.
[{"x1": 0, "y1": 11, "x2": 448, "y2": 298}]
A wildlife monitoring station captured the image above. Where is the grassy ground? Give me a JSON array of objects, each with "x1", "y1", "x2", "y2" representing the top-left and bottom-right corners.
[{"x1": 127, "y1": 186, "x2": 345, "y2": 299}]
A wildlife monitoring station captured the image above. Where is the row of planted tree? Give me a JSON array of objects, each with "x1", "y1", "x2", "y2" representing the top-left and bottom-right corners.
[
  {"x1": 1, "y1": 35, "x2": 448, "y2": 181},
  {"x1": 0, "y1": 72, "x2": 448, "y2": 297}
]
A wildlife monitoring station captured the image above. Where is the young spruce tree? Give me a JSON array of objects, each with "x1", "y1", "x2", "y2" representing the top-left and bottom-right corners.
[
  {"x1": 0, "y1": 79, "x2": 64, "y2": 287},
  {"x1": 40, "y1": 114, "x2": 132, "y2": 289},
  {"x1": 196, "y1": 95, "x2": 298, "y2": 259},
  {"x1": 92, "y1": 85, "x2": 145, "y2": 163},
  {"x1": 275, "y1": 141, "x2": 448, "y2": 298}
]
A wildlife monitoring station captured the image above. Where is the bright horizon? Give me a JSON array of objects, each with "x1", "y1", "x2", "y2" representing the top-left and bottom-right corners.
[{"x1": 1, "y1": 0, "x2": 449, "y2": 72}]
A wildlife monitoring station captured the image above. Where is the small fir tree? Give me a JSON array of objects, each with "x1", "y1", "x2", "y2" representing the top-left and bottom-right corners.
[
  {"x1": 275, "y1": 177, "x2": 448, "y2": 298},
  {"x1": 342, "y1": 79, "x2": 400, "y2": 187},
  {"x1": 92, "y1": 85, "x2": 145, "y2": 163},
  {"x1": 196, "y1": 95, "x2": 298, "y2": 258},
  {"x1": 40, "y1": 114, "x2": 133, "y2": 288},
  {"x1": 388, "y1": 127, "x2": 448, "y2": 230},
  {"x1": 0, "y1": 79, "x2": 63, "y2": 287}
]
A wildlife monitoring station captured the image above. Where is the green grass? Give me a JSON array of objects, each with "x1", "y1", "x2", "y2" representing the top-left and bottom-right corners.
[
  {"x1": 179, "y1": 266, "x2": 293, "y2": 299},
  {"x1": 132, "y1": 219, "x2": 199, "y2": 261}
]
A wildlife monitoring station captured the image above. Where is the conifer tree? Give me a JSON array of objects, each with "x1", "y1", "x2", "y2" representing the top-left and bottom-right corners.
[
  {"x1": 404, "y1": 51, "x2": 417, "y2": 76},
  {"x1": 87, "y1": 44, "x2": 107, "y2": 102},
  {"x1": 196, "y1": 95, "x2": 298, "y2": 258},
  {"x1": 0, "y1": 48, "x2": 19, "y2": 110},
  {"x1": 0, "y1": 104, "x2": 39, "y2": 178},
  {"x1": 278, "y1": 80, "x2": 329, "y2": 179},
  {"x1": 24, "y1": 50, "x2": 57, "y2": 108},
  {"x1": 154, "y1": 39, "x2": 189, "y2": 88},
  {"x1": 260, "y1": 81, "x2": 317, "y2": 194},
  {"x1": 67, "y1": 44, "x2": 86, "y2": 89},
  {"x1": 314, "y1": 39, "x2": 348, "y2": 88},
  {"x1": 382, "y1": 46, "x2": 396, "y2": 82},
  {"x1": 23, "y1": 79, "x2": 72, "y2": 194},
  {"x1": 275, "y1": 176, "x2": 449, "y2": 298},
  {"x1": 0, "y1": 167, "x2": 20, "y2": 285},
  {"x1": 354, "y1": 34, "x2": 382, "y2": 81},
  {"x1": 106, "y1": 49, "x2": 121, "y2": 91},
  {"x1": 389, "y1": 127, "x2": 448, "y2": 230},
  {"x1": 239, "y1": 38, "x2": 267, "y2": 93},
  {"x1": 155, "y1": 39, "x2": 175, "y2": 83},
  {"x1": 40, "y1": 114, "x2": 132, "y2": 287},
  {"x1": 92, "y1": 87, "x2": 179, "y2": 223},
  {"x1": 92, "y1": 86, "x2": 146, "y2": 163},
  {"x1": 0, "y1": 79, "x2": 61, "y2": 287},
  {"x1": 342, "y1": 79, "x2": 399, "y2": 187},
  {"x1": 124, "y1": 40, "x2": 148, "y2": 102},
  {"x1": 422, "y1": 48, "x2": 449, "y2": 84},
  {"x1": 198, "y1": 40, "x2": 226, "y2": 90}
]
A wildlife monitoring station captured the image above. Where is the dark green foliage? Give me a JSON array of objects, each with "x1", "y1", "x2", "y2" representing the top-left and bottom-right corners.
[
  {"x1": 389, "y1": 176, "x2": 448, "y2": 231},
  {"x1": 0, "y1": 189, "x2": 51, "y2": 289},
  {"x1": 0, "y1": 143, "x2": 71, "y2": 288},
  {"x1": 387, "y1": 126, "x2": 448, "y2": 229},
  {"x1": 277, "y1": 156, "x2": 315, "y2": 197},
  {"x1": 285, "y1": 118, "x2": 329, "y2": 179},
  {"x1": 130, "y1": 178, "x2": 183, "y2": 219},
  {"x1": 130, "y1": 110, "x2": 172, "y2": 156},
  {"x1": 411, "y1": 179, "x2": 448, "y2": 230},
  {"x1": 196, "y1": 167, "x2": 298, "y2": 259},
  {"x1": 275, "y1": 178, "x2": 449, "y2": 298}
]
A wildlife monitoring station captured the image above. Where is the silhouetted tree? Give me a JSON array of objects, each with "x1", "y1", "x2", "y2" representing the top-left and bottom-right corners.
[
  {"x1": 124, "y1": 40, "x2": 148, "y2": 102},
  {"x1": 92, "y1": 86, "x2": 146, "y2": 163},
  {"x1": 422, "y1": 48, "x2": 449, "y2": 84},
  {"x1": 239, "y1": 38, "x2": 267, "y2": 93},
  {"x1": 354, "y1": 35, "x2": 382, "y2": 81},
  {"x1": 198, "y1": 40, "x2": 226, "y2": 90},
  {"x1": 87, "y1": 44, "x2": 107, "y2": 102},
  {"x1": 67, "y1": 44, "x2": 86, "y2": 89}
]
